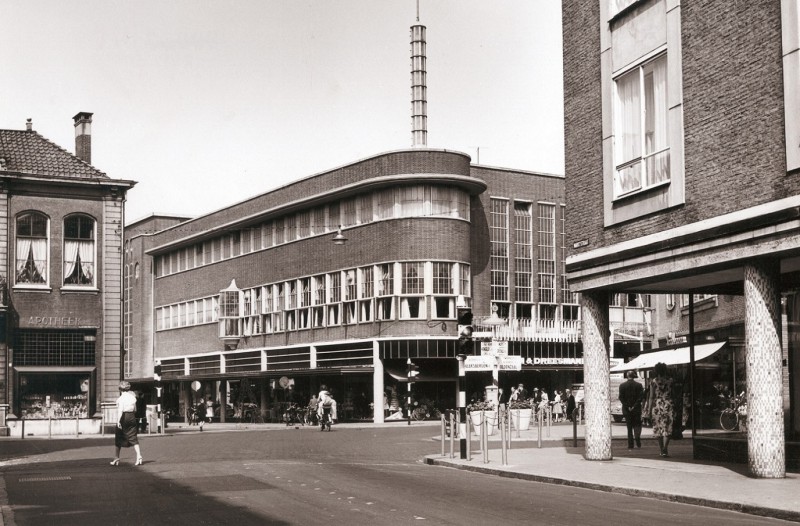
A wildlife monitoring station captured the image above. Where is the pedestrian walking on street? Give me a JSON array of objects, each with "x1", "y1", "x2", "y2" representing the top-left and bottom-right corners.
[
  {"x1": 619, "y1": 371, "x2": 644, "y2": 449},
  {"x1": 205, "y1": 397, "x2": 214, "y2": 424},
  {"x1": 647, "y1": 362, "x2": 674, "y2": 457},
  {"x1": 111, "y1": 381, "x2": 143, "y2": 466}
]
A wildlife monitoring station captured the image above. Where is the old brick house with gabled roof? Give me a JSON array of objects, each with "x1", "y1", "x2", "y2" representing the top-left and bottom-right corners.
[{"x1": 0, "y1": 114, "x2": 135, "y2": 437}]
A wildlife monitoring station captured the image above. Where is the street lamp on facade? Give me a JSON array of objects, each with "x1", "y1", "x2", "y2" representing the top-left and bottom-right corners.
[{"x1": 332, "y1": 225, "x2": 348, "y2": 245}]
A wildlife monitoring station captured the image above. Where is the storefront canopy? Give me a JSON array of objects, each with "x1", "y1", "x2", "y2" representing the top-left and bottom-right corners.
[
  {"x1": 609, "y1": 341, "x2": 726, "y2": 373},
  {"x1": 385, "y1": 368, "x2": 455, "y2": 383}
]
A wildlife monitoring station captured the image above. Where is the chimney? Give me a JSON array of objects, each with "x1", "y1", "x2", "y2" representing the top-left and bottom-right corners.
[
  {"x1": 25, "y1": 118, "x2": 32, "y2": 131},
  {"x1": 73, "y1": 112, "x2": 93, "y2": 164}
]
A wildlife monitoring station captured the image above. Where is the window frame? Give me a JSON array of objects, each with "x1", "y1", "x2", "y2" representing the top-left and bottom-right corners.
[
  {"x1": 62, "y1": 214, "x2": 97, "y2": 289},
  {"x1": 612, "y1": 52, "x2": 670, "y2": 200},
  {"x1": 15, "y1": 211, "x2": 50, "y2": 288}
]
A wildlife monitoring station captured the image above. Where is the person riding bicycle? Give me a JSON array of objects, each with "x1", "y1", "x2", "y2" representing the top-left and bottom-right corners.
[{"x1": 317, "y1": 390, "x2": 337, "y2": 430}]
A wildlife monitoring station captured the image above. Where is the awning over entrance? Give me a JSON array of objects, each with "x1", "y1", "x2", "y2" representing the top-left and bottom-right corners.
[
  {"x1": 385, "y1": 368, "x2": 455, "y2": 383},
  {"x1": 609, "y1": 341, "x2": 726, "y2": 372}
]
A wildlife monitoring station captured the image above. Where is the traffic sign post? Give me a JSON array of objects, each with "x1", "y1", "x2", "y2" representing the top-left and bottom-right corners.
[
  {"x1": 407, "y1": 359, "x2": 419, "y2": 426},
  {"x1": 154, "y1": 361, "x2": 163, "y2": 434}
]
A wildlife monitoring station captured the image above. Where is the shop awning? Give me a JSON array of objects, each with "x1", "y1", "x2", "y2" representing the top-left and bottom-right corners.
[
  {"x1": 609, "y1": 341, "x2": 726, "y2": 373},
  {"x1": 385, "y1": 368, "x2": 455, "y2": 383}
]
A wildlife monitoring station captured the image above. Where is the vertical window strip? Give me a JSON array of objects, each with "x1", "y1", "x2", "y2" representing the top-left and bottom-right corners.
[
  {"x1": 538, "y1": 203, "x2": 556, "y2": 304},
  {"x1": 514, "y1": 203, "x2": 532, "y2": 303},
  {"x1": 490, "y1": 199, "x2": 509, "y2": 302}
]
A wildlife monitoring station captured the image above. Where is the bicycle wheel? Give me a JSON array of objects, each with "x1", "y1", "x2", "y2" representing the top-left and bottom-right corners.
[
  {"x1": 720, "y1": 409, "x2": 738, "y2": 431},
  {"x1": 412, "y1": 408, "x2": 426, "y2": 421}
]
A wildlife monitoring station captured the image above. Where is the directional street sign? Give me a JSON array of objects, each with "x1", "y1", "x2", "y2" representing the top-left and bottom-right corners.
[
  {"x1": 481, "y1": 340, "x2": 509, "y2": 356},
  {"x1": 464, "y1": 355, "x2": 494, "y2": 371},
  {"x1": 463, "y1": 354, "x2": 522, "y2": 372}
]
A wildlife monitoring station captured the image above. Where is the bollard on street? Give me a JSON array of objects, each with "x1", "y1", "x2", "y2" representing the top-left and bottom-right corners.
[{"x1": 537, "y1": 408, "x2": 543, "y2": 448}]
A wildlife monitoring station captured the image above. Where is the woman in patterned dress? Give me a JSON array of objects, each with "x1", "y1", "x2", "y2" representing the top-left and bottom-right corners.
[{"x1": 647, "y1": 362, "x2": 674, "y2": 457}]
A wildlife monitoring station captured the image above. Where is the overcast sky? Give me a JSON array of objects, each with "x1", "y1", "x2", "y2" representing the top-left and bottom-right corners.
[{"x1": 1, "y1": 1, "x2": 564, "y2": 224}]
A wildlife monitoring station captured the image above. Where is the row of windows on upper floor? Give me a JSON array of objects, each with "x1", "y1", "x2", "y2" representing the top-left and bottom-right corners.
[
  {"x1": 488, "y1": 292, "x2": 654, "y2": 323},
  {"x1": 154, "y1": 184, "x2": 470, "y2": 279},
  {"x1": 155, "y1": 261, "x2": 471, "y2": 335},
  {"x1": 14, "y1": 212, "x2": 97, "y2": 289}
]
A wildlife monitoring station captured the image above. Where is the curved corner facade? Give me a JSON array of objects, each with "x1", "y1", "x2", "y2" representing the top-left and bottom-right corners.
[{"x1": 126, "y1": 149, "x2": 580, "y2": 426}]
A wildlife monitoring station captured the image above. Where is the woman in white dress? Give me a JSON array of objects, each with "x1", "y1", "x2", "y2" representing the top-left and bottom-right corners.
[{"x1": 552, "y1": 390, "x2": 563, "y2": 422}]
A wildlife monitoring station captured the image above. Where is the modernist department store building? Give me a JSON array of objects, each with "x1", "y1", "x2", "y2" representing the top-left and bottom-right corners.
[{"x1": 125, "y1": 149, "x2": 622, "y2": 423}]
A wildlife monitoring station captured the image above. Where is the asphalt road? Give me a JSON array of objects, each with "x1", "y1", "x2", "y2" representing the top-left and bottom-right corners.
[{"x1": 0, "y1": 424, "x2": 795, "y2": 525}]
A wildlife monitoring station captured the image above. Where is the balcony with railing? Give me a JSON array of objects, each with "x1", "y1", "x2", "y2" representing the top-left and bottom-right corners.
[
  {"x1": 474, "y1": 316, "x2": 581, "y2": 343},
  {"x1": 472, "y1": 320, "x2": 651, "y2": 344}
]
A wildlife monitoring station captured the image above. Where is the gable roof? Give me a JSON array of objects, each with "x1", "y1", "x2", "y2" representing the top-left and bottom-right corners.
[{"x1": 0, "y1": 129, "x2": 108, "y2": 180}]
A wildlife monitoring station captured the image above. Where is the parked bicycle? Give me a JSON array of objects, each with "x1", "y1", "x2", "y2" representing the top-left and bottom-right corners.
[
  {"x1": 410, "y1": 398, "x2": 442, "y2": 421},
  {"x1": 242, "y1": 403, "x2": 262, "y2": 424},
  {"x1": 719, "y1": 391, "x2": 747, "y2": 431},
  {"x1": 282, "y1": 403, "x2": 306, "y2": 426}
]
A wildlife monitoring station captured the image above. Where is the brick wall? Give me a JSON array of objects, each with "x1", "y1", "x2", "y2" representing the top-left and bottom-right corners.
[{"x1": 564, "y1": 0, "x2": 793, "y2": 256}]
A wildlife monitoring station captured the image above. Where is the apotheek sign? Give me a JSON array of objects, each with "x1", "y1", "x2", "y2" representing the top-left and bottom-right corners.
[{"x1": 29, "y1": 316, "x2": 84, "y2": 326}]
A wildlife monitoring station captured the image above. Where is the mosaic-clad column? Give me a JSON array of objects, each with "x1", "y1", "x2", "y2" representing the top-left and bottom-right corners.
[
  {"x1": 581, "y1": 291, "x2": 612, "y2": 460},
  {"x1": 744, "y1": 260, "x2": 785, "y2": 478}
]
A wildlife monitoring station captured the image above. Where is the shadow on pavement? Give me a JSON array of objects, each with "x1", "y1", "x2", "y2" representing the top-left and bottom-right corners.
[{"x1": 2, "y1": 458, "x2": 291, "y2": 526}]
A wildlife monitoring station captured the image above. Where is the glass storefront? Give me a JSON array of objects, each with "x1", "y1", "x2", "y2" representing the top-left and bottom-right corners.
[
  {"x1": 12, "y1": 328, "x2": 98, "y2": 419},
  {"x1": 18, "y1": 372, "x2": 92, "y2": 419}
]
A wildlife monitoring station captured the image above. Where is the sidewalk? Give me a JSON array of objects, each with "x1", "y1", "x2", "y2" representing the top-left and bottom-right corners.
[{"x1": 426, "y1": 421, "x2": 800, "y2": 523}]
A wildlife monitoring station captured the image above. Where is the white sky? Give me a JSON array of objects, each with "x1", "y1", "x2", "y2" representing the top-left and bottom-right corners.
[{"x1": 0, "y1": 1, "x2": 564, "y2": 224}]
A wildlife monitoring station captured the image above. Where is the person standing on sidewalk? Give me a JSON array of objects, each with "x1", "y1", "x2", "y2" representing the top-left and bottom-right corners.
[
  {"x1": 565, "y1": 389, "x2": 576, "y2": 422},
  {"x1": 135, "y1": 390, "x2": 147, "y2": 433},
  {"x1": 647, "y1": 362, "x2": 674, "y2": 457},
  {"x1": 619, "y1": 371, "x2": 644, "y2": 449},
  {"x1": 111, "y1": 381, "x2": 143, "y2": 466}
]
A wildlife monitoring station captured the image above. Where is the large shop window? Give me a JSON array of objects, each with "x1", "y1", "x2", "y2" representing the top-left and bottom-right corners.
[
  {"x1": 15, "y1": 211, "x2": 49, "y2": 286},
  {"x1": 18, "y1": 372, "x2": 91, "y2": 419},
  {"x1": 13, "y1": 329, "x2": 96, "y2": 419},
  {"x1": 63, "y1": 214, "x2": 96, "y2": 286}
]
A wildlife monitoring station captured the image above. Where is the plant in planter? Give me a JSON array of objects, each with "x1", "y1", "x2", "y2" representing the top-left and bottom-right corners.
[
  {"x1": 508, "y1": 399, "x2": 534, "y2": 410},
  {"x1": 467, "y1": 400, "x2": 498, "y2": 435},
  {"x1": 466, "y1": 400, "x2": 494, "y2": 413},
  {"x1": 508, "y1": 399, "x2": 534, "y2": 430}
]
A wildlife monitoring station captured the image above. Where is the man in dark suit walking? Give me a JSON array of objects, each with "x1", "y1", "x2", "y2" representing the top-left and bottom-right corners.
[{"x1": 619, "y1": 370, "x2": 645, "y2": 449}]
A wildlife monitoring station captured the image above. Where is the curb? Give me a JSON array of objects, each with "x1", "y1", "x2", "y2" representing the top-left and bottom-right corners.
[{"x1": 424, "y1": 456, "x2": 800, "y2": 524}]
